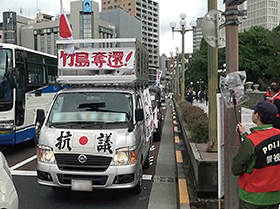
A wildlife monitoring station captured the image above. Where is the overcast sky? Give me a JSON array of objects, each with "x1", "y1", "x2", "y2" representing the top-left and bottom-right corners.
[{"x1": 1, "y1": 0, "x2": 225, "y2": 56}]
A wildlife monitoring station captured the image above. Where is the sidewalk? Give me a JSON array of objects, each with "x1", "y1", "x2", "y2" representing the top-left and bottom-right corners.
[
  {"x1": 148, "y1": 98, "x2": 179, "y2": 209},
  {"x1": 148, "y1": 98, "x2": 192, "y2": 209}
]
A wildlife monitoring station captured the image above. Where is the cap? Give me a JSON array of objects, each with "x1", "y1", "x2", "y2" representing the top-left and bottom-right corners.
[{"x1": 250, "y1": 100, "x2": 278, "y2": 123}]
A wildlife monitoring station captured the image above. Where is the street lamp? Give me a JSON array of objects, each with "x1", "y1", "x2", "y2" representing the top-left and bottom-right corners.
[
  {"x1": 175, "y1": 46, "x2": 179, "y2": 95},
  {"x1": 197, "y1": 79, "x2": 204, "y2": 90},
  {"x1": 170, "y1": 14, "x2": 196, "y2": 102}
]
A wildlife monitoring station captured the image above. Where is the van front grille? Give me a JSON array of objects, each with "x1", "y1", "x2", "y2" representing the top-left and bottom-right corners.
[{"x1": 55, "y1": 154, "x2": 112, "y2": 172}]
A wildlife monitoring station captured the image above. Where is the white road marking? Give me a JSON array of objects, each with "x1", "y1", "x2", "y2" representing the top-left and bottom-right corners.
[
  {"x1": 11, "y1": 170, "x2": 37, "y2": 176},
  {"x1": 142, "y1": 174, "x2": 152, "y2": 180},
  {"x1": 10, "y1": 155, "x2": 37, "y2": 171}
]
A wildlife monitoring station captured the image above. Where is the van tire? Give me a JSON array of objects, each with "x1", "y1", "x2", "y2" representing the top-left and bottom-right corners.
[
  {"x1": 52, "y1": 187, "x2": 64, "y2": 192},
  {"x1": 143, "y1": 151, "x2": 150, "y2": 169},
  {"x1": 131, "y1": 177, "x2": 142, "y2": 194},
  {"x1": 153, "y1": 124, "x2": 162, "y2": 141}
]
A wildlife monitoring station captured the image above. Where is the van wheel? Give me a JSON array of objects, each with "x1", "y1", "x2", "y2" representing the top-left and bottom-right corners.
[
  {"x1": 143, "y1": 151, "x2": 150, "y2": 169},
  {"x1": 52, "y1": 187, "x2": 64, "y2": 192},
  {"x1": 131, "y1": 176, "x2": 142, "y2": 194}
]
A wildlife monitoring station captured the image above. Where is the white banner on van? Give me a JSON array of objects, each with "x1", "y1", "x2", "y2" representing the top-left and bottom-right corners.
[{"x1": 58, "y1": 48, "x2": 135, "y2": 70}]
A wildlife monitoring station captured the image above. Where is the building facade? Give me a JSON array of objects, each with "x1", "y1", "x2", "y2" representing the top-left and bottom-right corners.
[
  {"x1": 193, "y1": 17, "x2": 203, "y2": 51},
  {"x1": 2, "y1": 0, "x2": 118, "y2": 55},
  {"x1": 99, "y1": 8, "x2": 141, "y2": 41},
  {"x1": 239, "y1": 0, "x2": 280, "y2": 32},
  {"x1": 101, "y1": 0, "x2": 159, "y2": 68}
]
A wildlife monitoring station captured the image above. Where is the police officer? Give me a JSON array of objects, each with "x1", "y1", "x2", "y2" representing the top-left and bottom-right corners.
[
  {"x1": 264, "y1": 82, "x2": 277, "y2": 101},
  {"x1": 270, "y1": 84, "x2": 280, "y2": 129},
  {"x1": 233, "y1": 101, "x2": 280, "y2": 209}
]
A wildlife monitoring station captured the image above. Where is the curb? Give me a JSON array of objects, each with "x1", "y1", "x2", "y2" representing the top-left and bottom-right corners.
[{"x1": 172, "y1": 106, "x2": 191, "y2": 209}]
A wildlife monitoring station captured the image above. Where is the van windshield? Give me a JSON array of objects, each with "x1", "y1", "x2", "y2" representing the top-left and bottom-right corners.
[{"x1": 48, "y1": 92, "x2": 133, "y2": 124}]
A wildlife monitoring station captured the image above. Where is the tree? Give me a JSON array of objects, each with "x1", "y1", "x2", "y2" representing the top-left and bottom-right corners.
[
  {"x1": 187, "y1": 26, "x2": 280, "y2": 91},
  {"x1": 239, "y1": 26, "x2": 276, "y2": 89}
]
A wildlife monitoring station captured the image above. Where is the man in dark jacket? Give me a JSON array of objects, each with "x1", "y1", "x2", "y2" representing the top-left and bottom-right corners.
[{"x1": 233, "y1": 100, "x2": 280, "y2": 209}]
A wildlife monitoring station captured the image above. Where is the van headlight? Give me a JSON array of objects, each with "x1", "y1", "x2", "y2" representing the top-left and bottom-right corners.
[
  {"x1": 0, "y1": 120, "x2": 14, "y2": 131},
  {"x1": 111, "y1": 147, "x2": 136, "y2": 166},
  {"x1": 37, "y1": 145, "x2": 56, "y2": 163}
]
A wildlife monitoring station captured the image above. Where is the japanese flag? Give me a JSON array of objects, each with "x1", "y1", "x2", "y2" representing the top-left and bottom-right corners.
[{"x1": 59, "y1": 0, "x2": 74, "y2": 54}]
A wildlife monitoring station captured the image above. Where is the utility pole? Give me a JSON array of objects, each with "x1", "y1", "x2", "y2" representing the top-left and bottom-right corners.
[
  {"x1": 207, "y1": 0, "x2": 218, "y2": 152},
  {"x1": 224, "y1": 1, "x2": 244, "y2": 208}
]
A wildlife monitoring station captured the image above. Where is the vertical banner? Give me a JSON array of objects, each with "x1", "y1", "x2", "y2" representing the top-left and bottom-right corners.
[
  {"x1": 217, "y1": 93, "x2": 225, "y2": 199},
  {"x1": 156, "y1": 69, "x2": 162, "y2": 87}
]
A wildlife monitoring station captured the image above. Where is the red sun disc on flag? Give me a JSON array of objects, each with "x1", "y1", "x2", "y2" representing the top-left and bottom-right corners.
[{"x1": 79, "y1": 136, "x2": 88, "y2": 145}]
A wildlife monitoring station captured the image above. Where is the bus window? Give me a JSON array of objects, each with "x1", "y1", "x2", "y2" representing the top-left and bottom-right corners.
[
  {"x1": 0, "y1": 49, "x2": 12, "y2": 80},
  {"x1": 28, "y1": 64, "x2": 46, "y2": 84},
  {"x1": 47, "y1": 65, "x2": 57, "y2": 83}
]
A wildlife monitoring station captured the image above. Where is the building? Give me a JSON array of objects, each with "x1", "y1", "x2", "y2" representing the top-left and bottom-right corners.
[
  {"x1": 5, "y1": 0, "x2": 118, "y2": 55},
  {"x1": 1, "y1": 0, "x2": 150, "y2": 57},
  {"x1": 101, "y1": 0, "x2": 160, "y2": 68},
  {"x1": 239, "y1": 0, "x2": 280, "y2": 32},
  {"x1": 192, "y1": 17, "x2": 203, "y2": 51},
  {"x1": 99, "y1": 8, "x2": 141, "y2": 41}
]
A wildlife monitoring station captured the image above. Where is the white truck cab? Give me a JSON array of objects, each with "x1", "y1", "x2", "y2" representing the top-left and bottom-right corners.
[{"x1": 37, "y1": 38, "x2": 154, "y2": 194}]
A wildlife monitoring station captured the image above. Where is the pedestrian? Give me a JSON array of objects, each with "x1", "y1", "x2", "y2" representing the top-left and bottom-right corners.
[
  {"x1": 233, "y1": 100, "x2": 280, "y2": 209},
  {"x1": 265, "y1": 81, "x2": 277, "y2": 101},
  {"x1": 269, "y1": 84, "x2": 280, "y2": 129},
  {"x1": 205, "y1": 91, "x2": 208, "y2": 105}
]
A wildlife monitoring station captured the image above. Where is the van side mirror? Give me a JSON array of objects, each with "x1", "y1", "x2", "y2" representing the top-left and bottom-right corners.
[
  {"x1": 135, "y1": 108, "x2": 144, "y2": 122},
  {"x1": 35, "y1": 89, "x2": 42, "y2": 97}
]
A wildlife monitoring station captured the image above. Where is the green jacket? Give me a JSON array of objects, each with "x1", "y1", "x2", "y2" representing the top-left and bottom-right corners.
[{"x1": 232, "y1": 124, "x2": 280, "y2": 205}]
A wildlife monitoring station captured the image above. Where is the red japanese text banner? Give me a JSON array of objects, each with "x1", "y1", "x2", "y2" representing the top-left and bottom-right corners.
[{"x1": 58, "y1": 48, "x2": 135, "y2": 70}]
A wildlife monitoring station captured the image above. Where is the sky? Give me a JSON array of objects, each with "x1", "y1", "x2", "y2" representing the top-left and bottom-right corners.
[{"x1": 1, "y1": 0, "x2": 225, "y2": 56}]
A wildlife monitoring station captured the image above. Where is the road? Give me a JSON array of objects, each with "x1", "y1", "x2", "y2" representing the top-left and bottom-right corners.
[{"x1": 1, "y1": 106, "x2": 167, "y2": 209}]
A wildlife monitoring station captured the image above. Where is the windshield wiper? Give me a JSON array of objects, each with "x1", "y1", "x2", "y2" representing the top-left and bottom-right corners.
[
  {"x1": 80, "y1": 121, "x2": 127, "y2": 128},
  {"x1": 47, "y1": 121, "x2": 100, "y2": 128}
]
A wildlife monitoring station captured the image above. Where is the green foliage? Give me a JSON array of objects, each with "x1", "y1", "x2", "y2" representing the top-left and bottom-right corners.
[
  {"x1": 187, "y1": 39, "x2": 225, "y2": 91},
  {"x1": 239, "y1": 26, "x2": 278, "y2": 89},
  {"x1": 178, "y1": 101, "x2": 208, "y2": 143},
  {"x1": 187, "y1": 25, "x2": 280, "y2": 91}
]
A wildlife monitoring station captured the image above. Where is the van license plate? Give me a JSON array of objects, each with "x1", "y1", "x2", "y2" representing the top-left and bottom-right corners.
[{"x1": 71, "y1": 180, "x2": 92, "y2": 191}]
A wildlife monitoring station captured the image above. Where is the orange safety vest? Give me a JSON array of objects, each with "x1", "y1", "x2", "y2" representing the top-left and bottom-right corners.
[
  {"x1": 272, "y1": 93, "x2": 280, "y2": 117},
  {"x1": 238, "y1": 128, "x2": 280, "y2": 193}
]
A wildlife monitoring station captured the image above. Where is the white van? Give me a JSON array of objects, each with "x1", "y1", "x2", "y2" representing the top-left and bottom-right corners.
[
  {"x1": 37, "y1": 85, "x2": 153, "y2": 194},
  {"x1": 36, "y1": 38, "x2": 154, "y2": 194}
]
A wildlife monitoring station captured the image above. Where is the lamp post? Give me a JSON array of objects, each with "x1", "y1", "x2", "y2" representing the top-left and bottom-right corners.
[
  {"x1": 197, "y1": 79, "x2": 204, "y2": 90},
  {"x1": 170, "y1": 14, "x2": 196, "y2": 102},
  {"x1": 175, "y1": 46, "x2": 179, "y2": 96},
  {"x1": 170, "y1": 51, "x2": 175, "y2": 93}
]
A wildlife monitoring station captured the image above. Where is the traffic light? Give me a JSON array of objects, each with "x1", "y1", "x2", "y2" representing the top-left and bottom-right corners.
[{"x1": 224, "y1": 0, "x2": 246, "y2": 6}]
